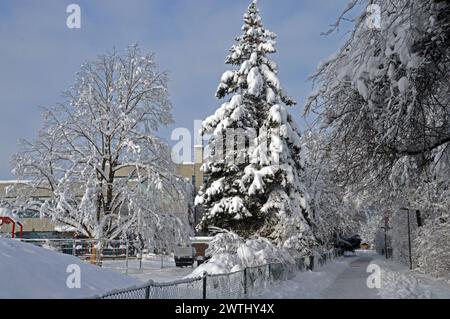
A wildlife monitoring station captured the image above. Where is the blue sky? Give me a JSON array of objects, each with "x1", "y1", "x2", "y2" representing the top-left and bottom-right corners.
[{"x1": 0, "y1": 0, "x2": 359, "y2": 179}]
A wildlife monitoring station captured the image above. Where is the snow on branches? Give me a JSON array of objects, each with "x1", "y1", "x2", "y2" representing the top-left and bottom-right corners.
[
  {"x1": 9, "y1": 45, "x2": 191, "y2": 248},
  {"x1": 305, "y1": 0, "x2": 450, "y2": 189},
  {"x1": 195, "y1": 1, "x2": 315, "y2": 253},
  {"x1": 186, "y1": 228, "x2": 295, "y2": 277},
  {"x1": 305, "y1": 0, "x2": 450, "y2": 277}
]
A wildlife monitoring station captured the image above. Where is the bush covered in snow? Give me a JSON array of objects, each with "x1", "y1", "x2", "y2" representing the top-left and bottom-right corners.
[
  {"x1": 415, "y1": 214, "x2": 450, "y2": 281},
  {"x1": 186, "y1": 229, "x2": 295, "y2": 277}
]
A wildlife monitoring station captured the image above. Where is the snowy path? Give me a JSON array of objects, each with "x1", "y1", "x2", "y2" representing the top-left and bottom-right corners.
[
  {"x1": 255, "y1": 251, "x2": 380, "y2": 299},
  {"x1": 255, "y1": 250, "x2": 450, "y2": 299},
  {"x1": 320, "y1": 253, "x2": 379, "y2": 299},
  {"x1": 255, "y1": 256, "x2": 353, "y2": 299}
]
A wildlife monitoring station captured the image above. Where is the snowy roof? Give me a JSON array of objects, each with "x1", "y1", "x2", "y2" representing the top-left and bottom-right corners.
[
  {"x1": 189, "y1": 236, "x2": 213, "y2": 243},
  {"x1": 0, "y1": 180, "x2": 30, "y2": 184}
]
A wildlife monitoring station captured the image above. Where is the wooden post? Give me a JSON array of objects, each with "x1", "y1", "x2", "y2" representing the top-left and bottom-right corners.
[{"x1": 90, "y1": 240, "x2": 97, "y2": 265}]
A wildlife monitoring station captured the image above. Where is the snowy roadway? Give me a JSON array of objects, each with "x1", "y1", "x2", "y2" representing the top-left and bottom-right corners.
[{"x1": 255, "y1": 250, "x2": 450, "y2": 299}]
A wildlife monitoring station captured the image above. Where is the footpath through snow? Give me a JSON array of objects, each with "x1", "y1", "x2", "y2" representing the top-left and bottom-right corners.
[
  {"x1": 255, "y1": 250, "x2": 450, "y2": 299},
  {"x1": 0, "y1": 238, "x2": 140, "y2": 298}
]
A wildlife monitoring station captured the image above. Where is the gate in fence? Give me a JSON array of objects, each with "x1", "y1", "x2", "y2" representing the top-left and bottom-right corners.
[{"x1": 98, "y1": 249, "x2": 343, "y2": 299}]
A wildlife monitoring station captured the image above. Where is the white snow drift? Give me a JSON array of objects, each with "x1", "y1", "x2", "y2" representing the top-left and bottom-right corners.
[{"x1": 0, "y1": 238, "x2": 139, "y2": 298}]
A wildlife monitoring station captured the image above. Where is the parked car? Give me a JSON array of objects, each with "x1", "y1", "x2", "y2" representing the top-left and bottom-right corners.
[{"x1": 174, "y1": 246, "x2": 196, "y2": 267}]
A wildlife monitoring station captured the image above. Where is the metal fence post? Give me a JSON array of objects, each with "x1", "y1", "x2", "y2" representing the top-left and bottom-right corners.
[
  {"x1": 243, "y1": 267, "x2": 248, "y2": 297},
  {"x1": 139, "y1": 244, "x2": 143, "y2": 271},
  {"x1": 96, "y1": 239, "x2": 102, "y2": 267},
  {"x1": 202, "y1": 272, "x2": 207, "y2": 299},
  {"x1": 145, "y1": 283, "x2": 151, "y2": 299},
  {"x1": 125, "y1": 240, "x2": 129, "y2": 275}
]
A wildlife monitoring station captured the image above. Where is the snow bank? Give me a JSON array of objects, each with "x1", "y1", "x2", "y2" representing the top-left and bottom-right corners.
[
  {"x1": 0, "y1": 238, "x2": 140, "y2": 298},
  {"x1": 371, "y1": 255, "x2": 450, "y2": 299},
  {"x1": 186, "y1": 231, "x2": 294, "y2": 278}
]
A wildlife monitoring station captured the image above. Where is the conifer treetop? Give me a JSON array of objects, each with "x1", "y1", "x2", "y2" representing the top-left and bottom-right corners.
[{"x1": 212, "y1": 0, "x2": 295, "y2": 107}]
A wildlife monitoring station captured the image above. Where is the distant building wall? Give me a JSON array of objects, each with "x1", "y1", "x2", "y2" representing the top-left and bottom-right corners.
[
  {"x1": 175, "y1": 144, "x2": 204, "y2": 192},
  {"x1": 0, "y1": 145, "x2": 206, "y2": 236}
]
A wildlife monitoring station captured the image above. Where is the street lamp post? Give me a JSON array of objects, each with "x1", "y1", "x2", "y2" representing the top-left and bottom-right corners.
[{"x1": 381, "y1": 213, "x2": 390, "y2": 259}]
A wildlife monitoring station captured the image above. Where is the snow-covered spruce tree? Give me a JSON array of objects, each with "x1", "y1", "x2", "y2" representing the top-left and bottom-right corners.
[
  {"x1": 10, "y1": 45, "x2": 190, "y2": 250},
  {"x1": 195, "y1": 1, "x2": 316, "y2": 252}
]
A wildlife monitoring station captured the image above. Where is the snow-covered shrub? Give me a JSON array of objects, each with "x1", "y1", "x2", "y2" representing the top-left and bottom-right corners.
[
  {"x1": 186, "y1": 230, "x2": 294, "y2": 278},
  {"x1": 415, "y1": 214, "x2": 450, "y2": 281},
  {"x1": 281, "y1": 228, "x2": 319, "y2": 256}
]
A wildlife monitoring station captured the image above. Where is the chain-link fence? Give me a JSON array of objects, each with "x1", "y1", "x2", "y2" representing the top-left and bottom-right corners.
[
  {"x1": 18, "y1": 238, "x2": 173, "y2": 275},
  {"x1": 97, "y1": 249, "x2": 343, "y2": 299}
]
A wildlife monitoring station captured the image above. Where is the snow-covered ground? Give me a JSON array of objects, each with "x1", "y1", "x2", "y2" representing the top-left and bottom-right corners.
[
  {"x1": 0, "y1": 238, "x2": 140, "y2": 298},
  {"x1": 255, "y1": 250, "x2": 450, "y2": 299},
  {"x1": 3, "y1": 239, "x2": 449, "y2": 299},
  {"x1": 373, "y1": 254, "x2": 450, "y2": 299}
]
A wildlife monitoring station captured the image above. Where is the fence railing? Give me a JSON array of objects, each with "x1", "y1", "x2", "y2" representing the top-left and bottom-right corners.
[
  {"x1": 97, "y1": 249, "x2": 343, "y2": 299},
  {"x1": 17, "y1": 238, "x2": 173, "y2": 274}
]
